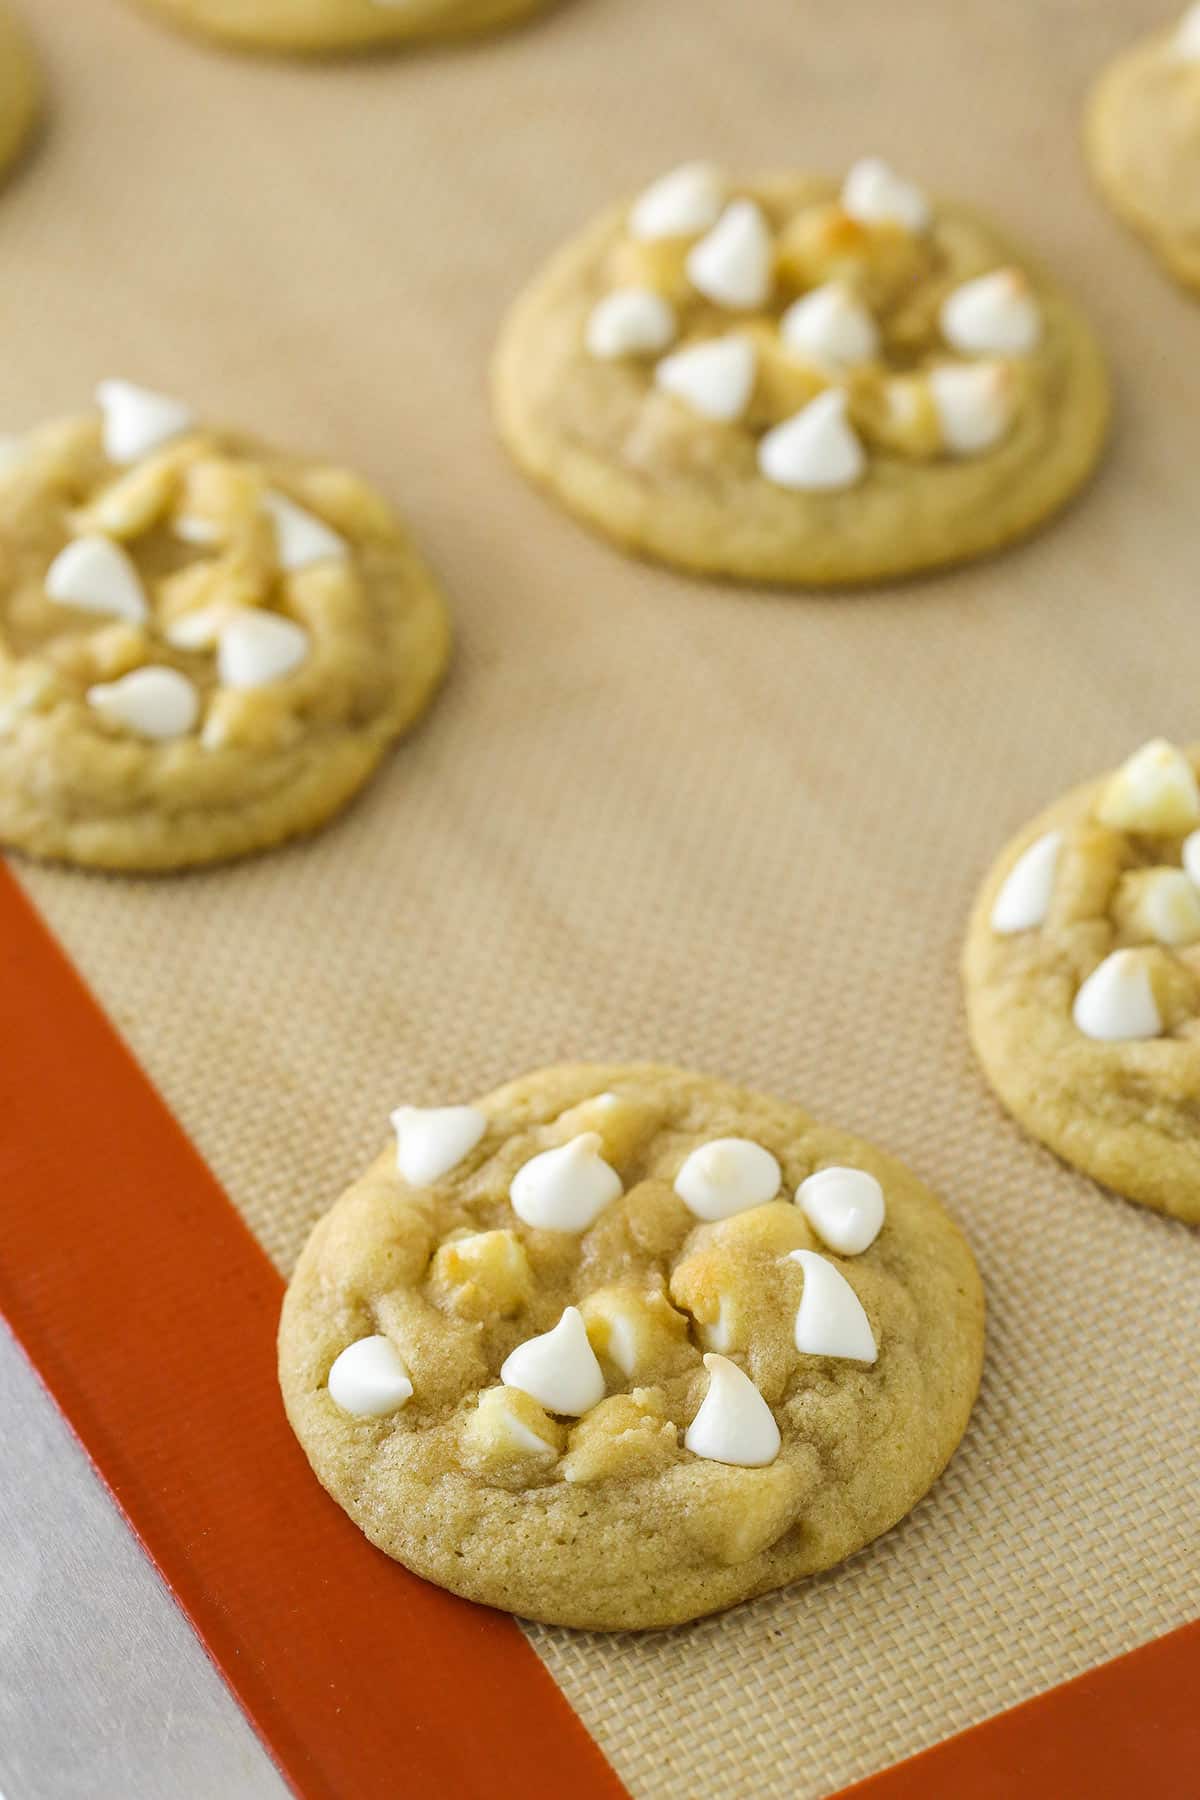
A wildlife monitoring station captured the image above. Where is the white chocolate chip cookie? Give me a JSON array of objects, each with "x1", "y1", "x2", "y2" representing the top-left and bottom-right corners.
[
  {"x1": 492, "y1": 160, "x2": 1110, "y2": 586},
  {"x1": 964, "y1": 739, "x2": 1200, "y2": 1222},
  {"x1": 127, "y1": 0, "x2": 554, "y2": 54},
  {"x1": 0, "y1": 3, "x2": 38, "y2": 188},
  {"x1": 0, "y1": 382, "x2": 450, "y2": 870},
  {"x1": 278, "y1": 1064, "x2": 984, "y2": 1630},
  {"x1": 1086, "y1": 7, "x2": 1200, "y2": 294}
]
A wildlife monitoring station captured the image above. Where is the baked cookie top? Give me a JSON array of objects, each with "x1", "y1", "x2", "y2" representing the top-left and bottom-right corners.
[
  {"x1": 0, "y1": 2, "x2": 39, "y2": 185},
  {"x1": 964, "y1": 739, "x2": 1200, "y2": 1223},
  {"x1": 1086, "y1": 6, "x2": 1200, "y2": 292},
  {"x1": 279, "y1": 1063, "x2": 984, "y2": 1630},
  {"x1": 492, "y1": 158, "x2": 1110, "y2": 586},
  {"x1": 129, "y1": 0, "x2": 552, "y2": 54},
  {"x1": 0, "y1": 381, "x2": 450, "y2": 870}
]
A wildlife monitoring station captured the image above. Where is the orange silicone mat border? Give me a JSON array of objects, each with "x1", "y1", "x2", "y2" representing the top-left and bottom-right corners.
[
  {"x1": 0, "y1": 867, "x2": 627, "y2": 1800},
  {"x1": 1, "y1": 861, "x2": 1196, "y2": 1800}
]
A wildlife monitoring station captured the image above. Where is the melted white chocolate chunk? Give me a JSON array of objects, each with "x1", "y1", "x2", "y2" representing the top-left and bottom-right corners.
[{"x1": 684, "y1": 1353, "x2": 781, "y2": 1468}]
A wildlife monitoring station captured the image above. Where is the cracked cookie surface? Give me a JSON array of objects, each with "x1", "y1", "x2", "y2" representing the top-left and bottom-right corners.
[
  {"x1": 0, "y1": 383, "x2": 450, "y2": 871},
  {"x1": 964, "y1": 740, "x2": 1200, "y2": 1222},
  {"x1": 279, "y1": 1063, "x2": 984, "y2": 1630},
  {"x1": 492, "y1": 160, "x2": 1109, "y2": 587}
]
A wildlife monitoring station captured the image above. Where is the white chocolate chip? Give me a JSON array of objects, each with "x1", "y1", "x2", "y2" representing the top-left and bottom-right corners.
[
  {"x1": 757, "y1": 389, "x2": 866, "y2": 491},
  {"x1": 391, "y1": 1104, "x2": 487, "y2": 1185},
  {"x1": 465, "y1": 1387, "x2": 559, "y2": 1460},
  {"x1": 1073, "y1": 950, "x2": 1163, "y2": 1041},
  {"x1": 1183, "y1": 829, "x2": 1200, "y2": 889},
  {"x1": 0, "y1": 435, "x2": 27, "y2": 473},
  {"x1": 500, "y1": 1306, "x2": 606, "y2": 1416},
  {"x1": 585, "y1": 287, "x2": 677, "y2": 359},
  {"x1": 216, "y1": 610, "x2": 309, "y2": 689},
  {"x1": 686, "y1": 200, "x2": 773, "y2": 310},
  {"x1": 940, "y1": 269, "x2": 1041, "y2": 356},
  {"x1": 172, "y1": 513, "x2": 222, "y2": 546},
  {"x1": 797, "y1": 1167, "x2": 885, "y2": 1256},
  {"x1": 1175, "y1": 3, "x2": 1200, "y2": 59},
  {"x1": 653, "y1": 334, "x2": 757, "y2": 421},
  {"x1": 684, "y1": 1353, "x2": 780, "y2": 1468},
  {"x1": 262, "y1": 491, "x2": 348, "y2": 572},
  {"x1": 164, "y1": 605, "x2": 232, "y2": 651},
  {"x1": 1127, "y1": 869, "x2": 1200, "y2": 947},
  {"x1": 990, "y1": 830, "x2": 1063, "y2": 934},
  {"x1": 510, "y1": 1132, "x2": 623, "y2": 1232},
  {"x1": 929, "y1": 362, "x2": 1014, "y2": 455},
  {"x1": 841, "y1": 157, "x2": 931, "y2": 232},
  {"x1": 327, "y1": 1335, "x2": 412, "y2": 1418},
  {"x1": 86, "y1": 667, "x2": 199, "y2": 740},
  {"x1": 1096, "y1": 739, "x2": 1200, "y2": 835},
  {"x1": 629, "y1": 161, "x2": 725, "y2": 240},
  {"x1": 780, "y1": 283, "x2": 880, "y2": 369},
  {"x1": 674, "y1": 1137, "x2": 781, "y2": 1221},
  {"x1": 45, "y1": 535, "x2": 149, "y2": 624},
  {"x1": 95, "y1": 380, "x2": 195, "y2": 465},
  {"x1": 788, "y1": 1249, "x2": 878, "y2": 1364}
]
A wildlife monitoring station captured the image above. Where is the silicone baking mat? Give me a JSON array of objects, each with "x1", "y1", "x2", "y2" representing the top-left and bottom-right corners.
[{"x1": 2, "y1": 0, "x2": 1198, "y2": 1795}]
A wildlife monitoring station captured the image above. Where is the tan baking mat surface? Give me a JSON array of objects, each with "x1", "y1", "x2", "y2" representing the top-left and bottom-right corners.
[{"x1": 8, "y1": 0, "x2": 1200, "y2": 1794}]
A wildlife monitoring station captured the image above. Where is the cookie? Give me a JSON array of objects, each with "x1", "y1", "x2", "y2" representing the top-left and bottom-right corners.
[
  {"x1": 0, "y1": 381, "x2": 450, "y2": 870},
  {"x1": 279, "y1": 1063, "x2": 984, "y2": 1630},
  {"x1": 128, "y1": 0, "x2": 552, "y2": 54},
  {"x1": 0, "y1": 4, "x2": 39, "y2": 187},
  {"x1": 1086, "y1": 7, "x2": 1200, "y2": 294},
  {"x1": 964, "y1": 739, "x2": 1200, "y2": 1223},
  {"x1": 492, "y1": 158, "x2": 1110, "y2": 587}
]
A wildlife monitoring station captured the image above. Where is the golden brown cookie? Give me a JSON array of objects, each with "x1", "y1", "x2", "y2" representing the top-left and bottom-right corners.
[
  {"x1": 964, "y1": 739, "x2": 1200, "y2": 1223},
  {"x1": 492, "y1": 158, "x2": 1110, "y2": 586},
  {"x1": 128, "y1": 0, "x2": 552, "y2": 54},
  {"x1": 1086, "y1": 7, "x2": 1200, "y2": 293},
  {"x1": 279, "y1": 1063, "x2": 985, "y2": 1630},
  {"x1": 0, "y1": 381, "x2": 450, "y2": 870},
  {"x1": 0, "y1": 4, "x2": 39, "y2": 187}
]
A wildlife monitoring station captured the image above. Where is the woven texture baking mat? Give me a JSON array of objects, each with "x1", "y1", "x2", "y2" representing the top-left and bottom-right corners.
[{"x1": 8, "y1": 0, "x2": 1200, "y2": 1794}]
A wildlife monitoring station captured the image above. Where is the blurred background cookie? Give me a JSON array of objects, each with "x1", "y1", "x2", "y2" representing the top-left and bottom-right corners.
[
  {"x1": 493, "y1": 157, "x2": 1110, "y2": 586},
  {"x1": 0, "y1": 381, "x2": 450, "y2": 869},
  {"x1": 127, "y1": 0, "x2": 556, "y2": 55},
  {"x1": 1087, "y1": 6, "x2": 1200, "y2": 293}
]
